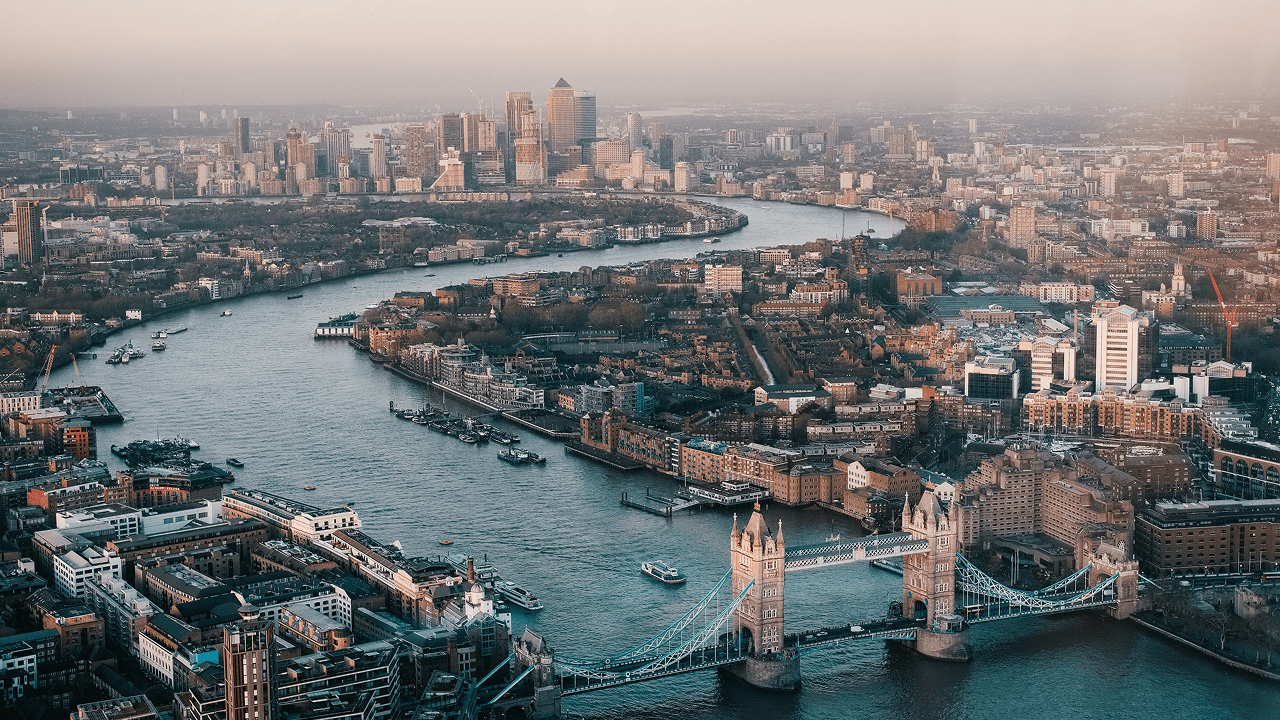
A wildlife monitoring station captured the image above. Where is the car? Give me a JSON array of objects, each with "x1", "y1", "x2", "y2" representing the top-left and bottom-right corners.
[
  {"x1": 816, "y1": 631, "x2": 828, "y2": 637},
  {"x1": 850, "y1": 625, "x2": 864, "y2": 633}
]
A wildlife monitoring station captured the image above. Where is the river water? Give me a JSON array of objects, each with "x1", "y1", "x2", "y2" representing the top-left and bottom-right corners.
[{"x1": 53, "y1": 199, "x2": 1278, "y2": 718}]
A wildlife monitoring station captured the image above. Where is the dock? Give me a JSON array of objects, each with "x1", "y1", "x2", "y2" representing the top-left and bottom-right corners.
[{"x1": 620, "y1": 489, "x2": 702, "y2": 518}]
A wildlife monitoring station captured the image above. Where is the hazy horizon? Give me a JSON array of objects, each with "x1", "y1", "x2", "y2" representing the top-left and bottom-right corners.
[{"x1": 5, "y1": 0, "x2": 1280, "y2": 110}]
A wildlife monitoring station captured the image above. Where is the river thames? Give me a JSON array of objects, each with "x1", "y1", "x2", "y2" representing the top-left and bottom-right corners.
[{"x1": 53, "y1": 198, "x2": 1278, "y2": 719}]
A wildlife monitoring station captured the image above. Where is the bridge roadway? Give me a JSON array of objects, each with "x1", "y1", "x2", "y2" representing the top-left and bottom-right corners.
[
  {"x1": 785, "y1": 532, "x2": 930, "y2": 572},
  {"x1": 789, "y1": 617, "x2": 924, "y2": 651}
]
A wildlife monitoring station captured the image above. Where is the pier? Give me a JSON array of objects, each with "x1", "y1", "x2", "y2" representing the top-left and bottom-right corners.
[{"x1": 620, "y1": 489, "x2": 701, "y2": 517}]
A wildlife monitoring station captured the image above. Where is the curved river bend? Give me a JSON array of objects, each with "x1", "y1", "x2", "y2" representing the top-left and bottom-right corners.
[{"x1": 55, "y1": 199, "x2": 1278, "y2": 719}]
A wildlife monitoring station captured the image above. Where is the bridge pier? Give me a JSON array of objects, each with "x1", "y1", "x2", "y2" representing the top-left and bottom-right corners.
[
  {"x1": 909, "y1": 617, "x2": 973, "y2": 662},
  {"x1": 723, "y1": 650, "x2": 801, "y2": 691}
]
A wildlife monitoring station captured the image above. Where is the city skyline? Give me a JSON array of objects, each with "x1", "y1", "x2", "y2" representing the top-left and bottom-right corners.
[{"x1": 4, "y1": 1, "x2": 1280, "y2": 108}]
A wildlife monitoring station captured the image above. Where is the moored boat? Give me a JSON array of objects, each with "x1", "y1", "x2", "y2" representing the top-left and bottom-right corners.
[
  {"x1": 221, "y1": 311, "x2": 233, "y2": 317},
  {"x1": 287, "y1": 294, "x2": 303, "y2": 299},
  {"x1": 152, "y1": 341, "x2": 166, "y2": 351},
  {"x1": 494, "y1": 580, "x2": 543, "y2": 610},
  {"x1": 641, "y1": 561, "x2": 687, "y2": 584},
  {"x1": 226, "y1": 458, "x2": 244, "y2": 468}
]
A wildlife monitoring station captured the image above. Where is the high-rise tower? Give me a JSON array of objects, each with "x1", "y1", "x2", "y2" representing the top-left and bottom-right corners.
[
  {"x1": 11, "y1": 199, "x2": 42, "y2": 265},
  {"x1": 505, "y1": 92, "x2": 533, "y2": 184},
  {"x1": 547, "y1": 78, "x2": 577, "y2": 153},
  {"x1": 222, "y1": 605, "x2": 275, "y2": 720},
  {"x1": 234, "y1": 117, "x2": 251, "y2": 155}
]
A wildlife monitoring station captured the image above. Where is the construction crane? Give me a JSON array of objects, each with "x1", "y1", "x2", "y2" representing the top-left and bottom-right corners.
[
  {"x1": 39, "y1": 345, "x2": 56, "y2": 394},
  {"x1": 1208, "y1": 270, "x2": 1238, "y2": 361},
  {"x1": 69, "y1": 352, "x2": 85, "y2": 389}
]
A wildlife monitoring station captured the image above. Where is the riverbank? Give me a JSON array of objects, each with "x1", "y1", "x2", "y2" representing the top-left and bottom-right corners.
[{"x1": 1130, "y1": 615, "x2": 1280, "y2": 681}]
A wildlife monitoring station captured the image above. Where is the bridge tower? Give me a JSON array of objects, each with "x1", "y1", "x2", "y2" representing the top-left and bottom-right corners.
[
  {"x1": 901, "y1": 491, "x2": 972, "y2": 661},
  {"x1": 1078, "y1": 536, "x2": 1141, "y2": 619},
  {"x1": 725, "y1": 503, "x2": 800, "y2": 691}
]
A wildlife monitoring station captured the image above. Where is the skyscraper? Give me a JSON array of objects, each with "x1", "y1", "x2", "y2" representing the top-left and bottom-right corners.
[
  {"x1": 319, "y1": 122, "x2": 350, "y2": 177},
  {"x1": 461, "y1": 113, "x2": 481, "y2": 153},
  {"x1": 504, "y1": 92, "x2": 533, "y2": 183},
  {"x1": 370, "y1": 134, "x2": 387, "y2": 179},
  {"x1": 222, "y1": 605, "x2": 275, "y2": 720},
  {"x1": 234, "y1": 117, "x2": 251, "y2": 155},
  {"x1": 514, "y1": 110, "x2": 545, "y2": 185},
  {"x1": 547, "y1": 78, "x2": 577, "y2": 153},
  {"x1": 437, "y1": 113, "x2": 462, "y2": 155},
  {"x1": 404, "y1": 124, "x2": 435, "y2": 180},
  {"x1": 573, "y1": 91, "x2": 597, "y2": 166},
  {"x1": 1196, "y1": 210, "x2": 1218, "y2": 239},
  {"x1": 284, "y1": 129, "x2": 314, "y2": 182},
  {"x1": 626, "y1": 112, "x2": 643, "y2": 153},
  {"x1": 11, "y1": 199, "x2": 42, "y2": 265}
]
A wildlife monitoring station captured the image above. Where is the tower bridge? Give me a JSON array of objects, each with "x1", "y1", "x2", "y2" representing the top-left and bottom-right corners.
[{"x1": 478, "y1": 490, "x2": 1142, "y2": 719}]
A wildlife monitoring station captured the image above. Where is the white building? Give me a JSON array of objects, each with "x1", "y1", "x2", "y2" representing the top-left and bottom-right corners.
[
  {"x1": 53, "y1": 546, "x2": 121, "y2": 600},
  {"x1": 0, "y1": 391, "x2": 41, "y2": 415},
  {"x1": 222, "y1": 489, "x2": 360, "y2": 544},
  {"x1": 56, "y1": 504, "x2": 142, "y2": 540},
  {"x1": 1093, "y1": 302, "x2": 1148, "y2": 391},
  {"x1": 140, "y1": 499, "x2": 222, "y2": 536}
]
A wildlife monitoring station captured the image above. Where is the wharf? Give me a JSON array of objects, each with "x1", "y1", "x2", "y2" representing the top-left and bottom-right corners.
[
  {"x1": 620, "y1": 490, "x2": 701, "y2": 517},
  {"x1": 46, "y1": 385, "x2": 124, "y2": 424},
  {"x1": 683, "y1": 481, "x2": 770, "y2": 506},
  {"x1": 564, "y1": 441, "x2": 644, "y2": 471}
]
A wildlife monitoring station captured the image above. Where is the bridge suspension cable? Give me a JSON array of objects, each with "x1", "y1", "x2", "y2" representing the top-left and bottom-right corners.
[{"x1": 954, "y1": 553, "x2": 1119, "y2": 621}]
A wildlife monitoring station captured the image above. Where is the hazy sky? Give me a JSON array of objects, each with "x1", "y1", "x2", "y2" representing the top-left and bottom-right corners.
[{"x1": 5, "y1": 0, "x2": 1280, "y2": 109}]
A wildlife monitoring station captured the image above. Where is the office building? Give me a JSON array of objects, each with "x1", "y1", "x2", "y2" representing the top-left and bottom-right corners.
[
  {"x1": 234, "y1": 117, "x2": 251, "y2": 155},
  {"x1": 514, "y1": 111, "x2": 545, "y2": 185},
  {"x1": 964, "y1": 357, "x2": 1020, "y2": 399},
  {"x1": 318, "y1": 122, "x2": 350, "y2": 177},
  {"x1": 627, "y1": 112, "x2": 643, "y2": 153},
  {"x1": 547, "y1": 78, "x2": 577, "y2": 153},
  {"x1": 53, "y1": 546, "x2": 121, "y2": 600},
  {"x1": 1093, "y1": 302, "x2": 1147, "y2": 391},
  {"x1": 222, "y1": 489, "x2": 360, "y2": 544},
  {"x1": 11, "y1": 199, "x2": 42, "y2": 265},
  {"x1": 1134, "y1": 498, "x2": 1280, "y2": 576},
  {"x1": 223, "y1": 606, "x2": 275, "y2": 720},
  {"x1": 504, "y1": 91, "x2": 533, "y2": 182},
  {"x1": 574, "y1": 90, "x2": 596, "y2": 160},
  {"x1": 369, "y1": 134, "x2": 387, "y2": 179},
  {"x1": 437, "y1": 113, "x2": 462, "y2": 155}
]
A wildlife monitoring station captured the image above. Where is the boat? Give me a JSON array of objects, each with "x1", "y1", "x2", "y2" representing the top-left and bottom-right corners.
[
  {"x1": 152, "y1": 341, "x2": 166, "y2": 351},
  {"x1": 221, "y1": 311, "x2": 233, "y2": 317},
  {"x1": 459, "y1": 434, "x2": 477, "y2": 443},
  {"x1": 128, "y1": 347, "x2": 145, "y2": 358},
  {"x1": 121, "y1": 354, "x2": 129, "y2": 364},
  {"x1": 711, "y1": 237, "x2": 721, "y2": 243},
  {"x1": 167, "y1": 327, "x2": 187, "y2": 334},
  {"x1": 151, "y1": 331, "x2": 160, "y2": 339},
  {"x1": 494, "y1": 581, "x2": 543, "y2": 610},
  {"x1": 641, "y1": 561, "x2": 687, "y2": 585},
  {"x1": 287, "y1": 294, "x2": 304, "y2": 300},
  {"x1": 497, "y1": 449, "x2": 547, "y2": 465},
  {"x1": 439, "y1": 540, "x2": 454, "y2": 546},
  {"x1": 226, "y1": 458, "x2": 244, "y2": 468},
  {"x1": 159, "y1": 331, "x2": 167, "y2": 338},
  {"x1": 703, "y1": 238, "x2": 714, "y2": 243},
  {"x1": 425, "y1": 273, "x2": 436, "y2": 277},
  {"x1": 188, "y1": 440, "x2": 200, "y2": 450},
  {"x1": 304, "y1": 485, "x2": 316, "y2": 491}
]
